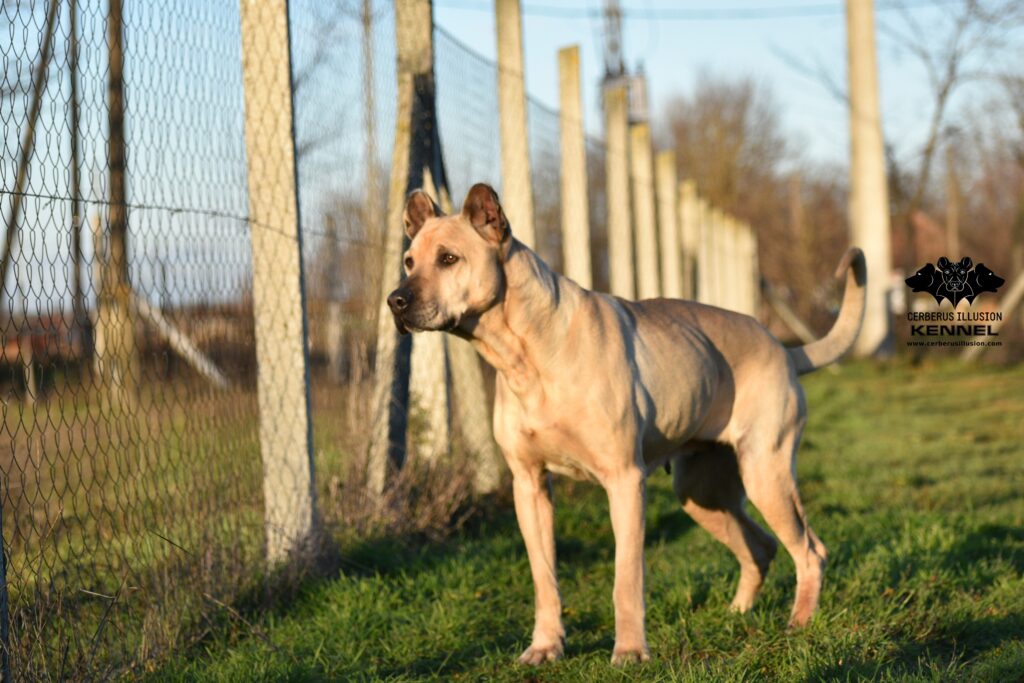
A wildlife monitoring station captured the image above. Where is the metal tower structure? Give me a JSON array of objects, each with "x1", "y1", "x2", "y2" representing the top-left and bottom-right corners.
[{"x1": 601, "y1": 0, "x2": 647, "y2": 123}]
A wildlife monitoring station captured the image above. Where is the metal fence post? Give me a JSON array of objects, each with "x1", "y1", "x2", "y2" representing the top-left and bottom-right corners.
[
  {"x1": 239, "y1": 0, "x2": 317, "y2": 564},
  {"x1": 496, "y1": 0, "x2": 536, "y2": 249},
  {"x1": 558, "y1": 45, "x2": 592, "y2": 289},
  {"x1": 604, "y1": 84, "x2": 634, "y2": 299}
]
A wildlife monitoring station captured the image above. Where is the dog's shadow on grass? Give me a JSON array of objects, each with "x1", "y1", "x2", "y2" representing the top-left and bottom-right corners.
[
  {"x1": 802, "y1": 612, "x2": 1024, "y2": 682},
  {"x1": 943, "y1": 523, "x2": 1024, "y2": 575},
  {"x1": 801, "y1": 522, "x2": 1024, "y2": 682}
]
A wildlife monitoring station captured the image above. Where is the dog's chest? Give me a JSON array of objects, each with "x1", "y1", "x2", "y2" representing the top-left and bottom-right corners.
[{"x1": 522, "y1": 422, "x2": 598, "y2": 482}]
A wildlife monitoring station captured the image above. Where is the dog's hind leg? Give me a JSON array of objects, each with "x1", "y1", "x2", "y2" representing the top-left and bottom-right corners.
[
  {"x1": 672, "y1": 446, "x2": 778, "y2": 613},
  {"x1": 738, "y1": 421, "x2": 827, "y2": 627}
]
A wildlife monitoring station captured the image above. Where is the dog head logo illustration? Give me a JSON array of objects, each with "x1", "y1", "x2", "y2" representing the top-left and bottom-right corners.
[{"x1": 905, "y1": 256, "x2": 1004, "y2": 307}]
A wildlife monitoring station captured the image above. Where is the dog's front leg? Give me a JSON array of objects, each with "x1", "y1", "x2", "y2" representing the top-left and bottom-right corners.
[
  {"x1": 512, "y1": 469, "x2": 564, "y2": 664},
  {"x1": 606, "y1": 466, "x2": 650, "y2": 664}
]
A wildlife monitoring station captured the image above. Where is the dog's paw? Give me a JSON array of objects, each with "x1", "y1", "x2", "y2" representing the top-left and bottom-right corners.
[
  {"x1": 610, "y1": 645, "x2": 650, "y2": 665},
  {"x1": 518, "y1": 641, "x2": 563, "y2": 665}
]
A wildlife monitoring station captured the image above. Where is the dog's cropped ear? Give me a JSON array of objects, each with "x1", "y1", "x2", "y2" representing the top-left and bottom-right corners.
[
  {"x1": 959, "y1": 256, "x2": 973, "y2": 270},
  {"x1": 462, "y1": 183, "x2": 510, "y2": 245},
  {"x1": 404, "y1": 190, "x2": 441, "y2": 240},
  {"x1": 937, "y1": 256, "x2": 951, "y2": 270}
]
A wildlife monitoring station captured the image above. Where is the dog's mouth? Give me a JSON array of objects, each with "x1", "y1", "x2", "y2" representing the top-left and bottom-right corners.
[
  {"x1": 946, "y1": 279, "x2": 965, "y2": 291},
  {"x1": 391, "y1": 310, "x2": 459, "y2": 335}
]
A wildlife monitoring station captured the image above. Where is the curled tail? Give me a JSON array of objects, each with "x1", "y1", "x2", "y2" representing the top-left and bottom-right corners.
[{"x1": 788, "y1": 248, "x2": 867, "y2": 376}]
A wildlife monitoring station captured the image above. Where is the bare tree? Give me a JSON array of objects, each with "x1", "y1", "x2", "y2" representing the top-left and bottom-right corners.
[
  {"x1": 879, "y1": 0, "x2": 1024, "y2": 268},
  {"x1": 664, "y1": 73, "x2": 849, "y2": 336},
  {"x1": 1, "y1": 0, "x2": 60, "y2": 306},
  {"x1": 1000, "y1": 74, "x2": 1024, "y2": 277},
  {"x1": 665, "y1": 72, "x2": 787, "y2": 215},
  {"x1": 775, "y1": 1, "x2": 1023, "y2": 271}
]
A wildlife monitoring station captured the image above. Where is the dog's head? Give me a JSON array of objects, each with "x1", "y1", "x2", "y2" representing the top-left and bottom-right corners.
[
  {"x1": 387, "y1": 183, "x2": 510, "y2": 334},
  {"x1": 938, "y1": 256, "x2": 971, "y2": 292},
  {"x1": 972, "y1": 263, "x2": 1005, "y2": 293},
  {"x1": 905, "y1": 262, "x2": 940, "y2": 292}
]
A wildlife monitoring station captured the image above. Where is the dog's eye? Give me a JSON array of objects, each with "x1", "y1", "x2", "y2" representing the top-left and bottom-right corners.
[
  {"x1": 439, "y1": 253, "x2": 459, "y2": 266},
  {"x1": 404, "y1": 256, "x2": 414, "y2": 270}
]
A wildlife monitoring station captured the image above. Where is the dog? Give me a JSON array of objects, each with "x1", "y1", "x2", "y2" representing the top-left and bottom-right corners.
[{"x1": 388, "y1": 183, "x2": 866, "y2": 665}]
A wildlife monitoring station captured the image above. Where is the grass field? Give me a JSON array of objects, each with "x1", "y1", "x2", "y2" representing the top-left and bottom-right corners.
[{"x1": 150, "y1": 359, "x2": 1024, "y2": 682}]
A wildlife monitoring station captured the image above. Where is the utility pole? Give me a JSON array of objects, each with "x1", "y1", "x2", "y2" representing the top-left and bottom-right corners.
[
  {"x1": 602, "y1": 0, "x2": 625, "y2": 80},
  {"x1": 846, "y1": 0, "x2": 893, "y2": 356}
]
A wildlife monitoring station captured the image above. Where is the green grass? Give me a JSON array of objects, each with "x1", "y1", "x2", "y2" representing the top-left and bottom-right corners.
[{"x1": 151, "y1": 359, "x2": 1024, "y2": 682}]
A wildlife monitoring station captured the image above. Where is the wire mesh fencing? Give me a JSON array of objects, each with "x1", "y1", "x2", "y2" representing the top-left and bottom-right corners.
[
  {"x1": 0, "y1": 0, "x2": 400, "y2": 677},
  {"x1": 1, "y1": 0, "x2": 268, "y2": 678}
]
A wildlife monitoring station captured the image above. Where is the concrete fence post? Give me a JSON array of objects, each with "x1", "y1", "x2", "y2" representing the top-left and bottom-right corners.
[
  {"x1": 604, "y1": 84, "x2": 634, "y2": 299},
  {"x1": 724, "y1": 216, "x2": 740, "y2": 312},
  {"x1": 656, "y1": 151, "x2": 682, "y2": 299},
  {"x1": 713, "y1": 209, "x2": 730, "y2": 309},
  {"x1": 847, "y1": 0, "x2": 893, "y2": 355},
  {"x1": 371, "y1": 0, "x2": 499, "y2": 495},
  {"x1": 432, "y1": 186, "x2": 503, "y2": 493},
  {"x1": 99, "y1": 0, "x2": 138, "y2": 408},
  {"x1": 409, "y1": 170, "x2": 452, "y2": 463},
  {"x1": 735, "y1": 221, "x2": 748, "y2": 315},
  {"x1": 630, "y1": 123, "x2": 660, "y2": 300},
  {"x1": 718, "y1": 214, "x2": 731, "y2": 310},
  {"x1": 696, "y1": 197, "x2": 714, "y2": 305},
  {"x1": 745, "y1": 223, "x2": 760, "y2": 317},
  {"x1": 496, "y1": 0, "x2": 536, "y2": 249},
  {"x1": 240, "y1": 0, "x2": 317, "y2": 563},
  {"x1": 678, "y1": 180, "x2": 698, "y2": 299},
  {"x1": 369, "y1": 0, "x2": 432, "y2": 497},
  {"x1": 558, "y1": 45, "x2": 592, "y2": 289}
]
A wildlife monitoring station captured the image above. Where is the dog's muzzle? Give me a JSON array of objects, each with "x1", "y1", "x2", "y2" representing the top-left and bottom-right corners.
[{"x1": 387, "y1": 287, "x2": 412, "y2": 335}]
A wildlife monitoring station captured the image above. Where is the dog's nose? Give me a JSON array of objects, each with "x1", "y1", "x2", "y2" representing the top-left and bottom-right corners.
[{"x1": 388, "y1": 288, "x2": 412, "y2": 313}]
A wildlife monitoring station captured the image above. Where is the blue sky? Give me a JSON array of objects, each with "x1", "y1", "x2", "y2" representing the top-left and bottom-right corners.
[{"x1": 432, "y1": 0, "x2": 1019, "y2": 170}]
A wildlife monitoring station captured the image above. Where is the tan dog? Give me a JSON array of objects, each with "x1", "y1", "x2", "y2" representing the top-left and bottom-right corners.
[{"x1": 387, "y1": 183, "x2": 866, "y2": 665}]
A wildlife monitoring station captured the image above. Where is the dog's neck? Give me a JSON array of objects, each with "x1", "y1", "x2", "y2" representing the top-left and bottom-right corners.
[{"x1": 461, "y1": 239, "x2": 580, "y2": 399}]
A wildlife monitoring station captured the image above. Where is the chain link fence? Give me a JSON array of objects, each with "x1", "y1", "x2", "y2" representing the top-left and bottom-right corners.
[{"x1": 0, "y1": 1, "x2": 613, "y2": 678}]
